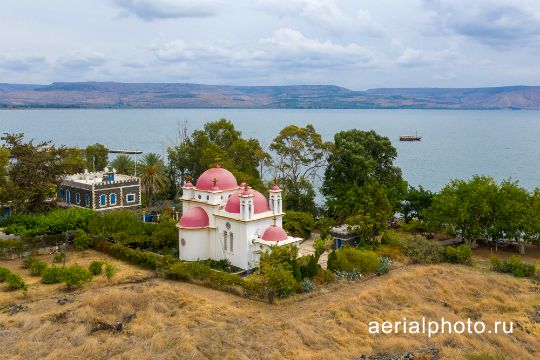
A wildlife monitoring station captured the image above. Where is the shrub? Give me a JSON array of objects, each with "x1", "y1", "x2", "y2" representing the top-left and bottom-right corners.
[
  {"x1": 444, "y1": 244, "x2": 473, "y2": 265},
  {"x1": 5, "y1": 272, "x2": 26, "y2": 290},
  {"x1": 73, "y1": 229, "x2": 94, "y2": 251},
  {"x1": 298, "y1": 255, "x2": 318, "y2": 279},
  {"x1": 333, "y1": 247, "x2": 379, "y2": 274},
  {"x1": 87, "y1": 210, "x2": 147, "y2": 236},
  {"x1": 313, "y1": 268, "x2": 335, "y2": 285},
  {"x1": 300, "y1": 278, "x2": 316, "y2": 292},
  {"x1": 375, "y1": 256, "x2": 392, "y2": 276},
  {"x1": 375, "y1": 245, "x2": 405, "y2": 262},
  {"x1": 327, "y1": 250, "x2": 338, "y2": 271},
  {"x1": 266, "y1": 266, "x2": 300, "y2": 298},
  {"x1": 61, "y1": 264, "x2": 92, "y2": 289},
  {"x1": 165, "y1": 262, "x2": 211, "y2": 281},
  {"x1": 200, "y1": 258, "x2": 233, "y2": 272},
  {"x1": 41, "y1": 266, "x2": 65, "y2": 284},
  {"x1": 316, "y1": 217, "x2": 336, "y2": 238},
  {"x1": 1, "y1": 208, "x2": 94, "y2": 236},
  {"x1": 88, "y1": 260, "x2": 104, "y2": 275},
  {"x1": 104, "y1": 262, "x2": 117, "y2": 280},
  {"x1": 53, "y1": 251, "x2": 65, "y2": 263},
  {"x1": 399, "y1": 219, "x2": 427, "y2": 233},
  {"x1": 399, "y1": 236, "x2": 444, "y2": 264},
  {"x1": 29, "y1": 259, "x2": 48, "y2": 276},
  {"x1": 334, "y1": 269, "x2": 363, "y2": 281},
  {"x1": 491, "y1": 256, "x2": 535, "y2": 278},
  {"x1": 0, "y1": 267, "x2": 11, "y2": 281},
  {"x1": 22, "y1": 256, "x2": 35, "y2": 269}
]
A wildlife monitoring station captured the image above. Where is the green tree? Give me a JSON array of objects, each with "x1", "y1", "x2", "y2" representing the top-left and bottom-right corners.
[
  {"x1": 139, "y1": 153, "x2": 169, "y2": 206},
  {"x1": 427, "y1": 175, "x2": 498, "y2": 248},
  {"x1": 0, "y1": 147, "x2": 10, "y2": 186},
  {"x1": 0, "y1": 133, "x2": 68, "y2": 213},
  {"x1": 85, "y1": 143, "x2": 108, "y2": 172},
  {"x1": 110, "y1": 154, "x2": 135, "y2": 175},
  {"x1": 61, "y1": 264, "x2": 92, "y2": 289},
  {"x1": 398, "y1": 185, "x2": 434, "y2": 223},
  {"x1": 524, "y1": 189, "x2": 540, "y2": 251},
  {"x1": 270, "y1": 125, "x2": 331, "y2": 213},
  {"x1": 322, "y1": 130, "x2": 406, "y2": 228},
  {"x1": 62, "y1": 147, "x2": 86, "y2": 174}
]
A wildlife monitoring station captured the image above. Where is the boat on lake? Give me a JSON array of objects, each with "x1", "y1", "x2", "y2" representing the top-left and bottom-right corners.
[{"x1": 400, "y1": 132, "x2": 422, "y2": 141}]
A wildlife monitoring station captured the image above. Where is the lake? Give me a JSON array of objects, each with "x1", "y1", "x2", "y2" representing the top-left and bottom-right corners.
[{"x1": 1, "y1": 108, "x2": 539, "y2": 192}]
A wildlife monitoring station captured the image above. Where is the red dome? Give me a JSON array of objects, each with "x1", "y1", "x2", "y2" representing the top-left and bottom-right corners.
[
  {"x1": 179, "y1": 207, "x2": 209, "y2": 228},
  {"x1": 195, "y1": 167, "x2": 238, "y2": 191},
  {"x1": 225, "y1": 189, "x2": 270, "y2": 214},
  {"x1": 261, "y1": 225, "x2": 288, "y2": 241},
  {"x1": 271, "y1": 184, "x2": 280, "y2": 191}
]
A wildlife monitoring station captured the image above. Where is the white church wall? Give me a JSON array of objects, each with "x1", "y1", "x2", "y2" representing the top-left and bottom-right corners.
[{"x1": 178, "y1": 228, "x2": 212, "y2": 261}]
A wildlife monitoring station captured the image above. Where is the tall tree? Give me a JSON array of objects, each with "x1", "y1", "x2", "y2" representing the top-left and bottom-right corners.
[
  {"x1": 61, "y1": 148, "x2": 85, "y2": 174},
  {"x1": 139, "y1": 153, "x2": 169, "y2": 207},
  {"x1": 85, "y1": 143, "x2": 108, "y2": 172},
  {"x1": 426, "y1": 175, "x2": 498, "y2": 247},
  {"x1": 0, "y1": 133, "x2": 68, "y2": 212},
  {"x1": 110, "y1": 155, "x2": 135, "y2": 175},
  {"x1": 322, "y1": 130, "x2": 406, "y2": 228},
  {"x1": 270, "y1": 124, "x2": 331, "y2": 213},
  {"x1": 0, "y1": 146, "x2": 9, "y2": 186},
  {"x1": 398, "y1": 185, "x2": 434, "y2": 223}
]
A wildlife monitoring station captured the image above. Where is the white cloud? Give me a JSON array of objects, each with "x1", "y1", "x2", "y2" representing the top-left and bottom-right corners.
[
  {"x1": 112, "y1": 0, "x2": 218, "y2": 21},
  {"x1": 0, "y1": 56, "x2": 47, "y2": 71},
  {"x1": 57, "y1": 52, "x2": 107, "y2": 69},
  {"x1": 396, "y1": 47, "x2": 456, "y2": 67},
  {"x1": 423, "y1": 0, "x2": 540, "y2": 47}
]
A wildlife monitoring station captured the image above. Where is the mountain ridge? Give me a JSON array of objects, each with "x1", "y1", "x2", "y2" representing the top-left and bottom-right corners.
[{"x1": 1, "y1": 82, "x2": 540, "y2": 109}]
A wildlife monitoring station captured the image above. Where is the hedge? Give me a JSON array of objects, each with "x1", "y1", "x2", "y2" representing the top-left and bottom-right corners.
[
  {"x1": 444, "y1": 244, "x2": 472, "y2": 265},
  {"x1": 95, "y1": 239, "x2": 176, "y2": 270},
  {"x1": 491, "y1": 256, "x2": 535, "y2": 278}
]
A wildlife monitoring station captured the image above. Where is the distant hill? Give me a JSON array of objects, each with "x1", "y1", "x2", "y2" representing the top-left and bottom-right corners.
[{"x1": 2, "y1": 82, "x2": 540, "y2": 109}]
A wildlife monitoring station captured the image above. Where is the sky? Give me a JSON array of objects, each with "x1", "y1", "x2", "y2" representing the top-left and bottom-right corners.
[{"x1": 2, "y1": 0, "x2": 540, "y2": 89}]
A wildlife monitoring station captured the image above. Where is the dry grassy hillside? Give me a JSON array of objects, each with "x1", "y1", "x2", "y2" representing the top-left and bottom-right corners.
[{"x1": 1, "y1": 260, "x2": 539, "y2": 360}]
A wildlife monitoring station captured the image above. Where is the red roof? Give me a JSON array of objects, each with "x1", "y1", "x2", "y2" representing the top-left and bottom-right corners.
[
  {"x1": 195, "y1": 167, "x2": 237, "y2": 191},
  {"x1": 225, "y1": 189, "x2": 270, "y2": 214},
  {"x1": 179, "y1": 207, "x2": 209, "y2": 228},
  {"x1": 261, "y1": 225, "x2": 288, "y2": 241}
]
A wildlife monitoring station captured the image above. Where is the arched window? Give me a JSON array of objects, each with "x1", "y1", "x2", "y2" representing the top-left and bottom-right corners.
[
  {"x1": 59, "y1": 189, "x2": 65, "y2": 200},
  {"x1": 223, "y1": 230, "x2": 227, "y2": 251},
  {"x1": 66, "y1": 190, "x2": 71, "y2": 204},
  {"x1": 100, "y1": 194, "x2": 106, "y2": 207},
  {"x1": 75, "y1": 192, "x2": 81, "y2": 204},
  {"x1": 110, "y1": 193, "x2": 117, "y2": 206},
  {"x1": 229, "y1": 232, "x2": 234, "y2": 252},
  {"x1": 85, "y1": 194, "x2": 91, "y2": 207}
]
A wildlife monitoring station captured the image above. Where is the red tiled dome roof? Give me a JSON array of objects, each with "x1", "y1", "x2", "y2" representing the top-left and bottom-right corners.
[
  {"x1": 179, "y1": 207, "x2": 209, "y2": 228},
  {"x1": 195, "y1": 167, "x2": 237, "y2": 191},
  {"x1": 225, "y1": 189, "x2": 269, "y2": 214},
  {"x1": 261, "y1": 225, "x2": 288, "y2": 241}
]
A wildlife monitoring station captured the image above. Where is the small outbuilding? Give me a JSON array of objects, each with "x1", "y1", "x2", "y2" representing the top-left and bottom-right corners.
[{"x1": 331, "y1": 224, "x2": 360, "y2": 249}]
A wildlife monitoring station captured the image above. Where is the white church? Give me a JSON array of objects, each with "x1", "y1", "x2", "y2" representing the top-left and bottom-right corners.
[{"x1": 177, "y1": 166, "x2": 302, "y2": 270}]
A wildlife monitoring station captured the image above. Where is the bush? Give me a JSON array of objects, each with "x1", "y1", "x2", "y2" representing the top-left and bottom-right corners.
[
  {"x1": 375, "y1": 256, "x2": 392, "y2": 275},
  {"x1": 1, "y1": 208, "x2": 94, "y2": 236},
  {"x1": 73, "y1": 229, "x2": 94, "y2": 251},
  {"x1": 0, "y1": 267, "x2": 11, "y2": 281},
  {"x1": 87, "y1": 210, "x2": 147, "y2": 236},
  {"x1": 88, "y1": 260, "x2": 104, "y2": 275},
  {"x1": 41, "y1": 266, "x2": 65, "y2": 284},
  {"x1": 61, "y1": 264, "x2": 92, "y2": 289},
  {"x1": 300, "y1": 278, "x2": 316, "y2": 292},
  {"x1": 399, "y1": 219, "x2": 427, "y2": 233},
  {"x1": 298, "y1": 255, "x2": 318, "y2": 279},
  {"x1": 399, "y1": 236, "x2": 443, "y2": 264},
  {"x1": 165, "y1": 262, "x2": 211, "y2": 281},
  {"x1": 333, "y1": 247, "x2": 379, "y2": 274},
  {"x1": 313, "y1": 268, "x2": 335, "y2": 285},
  {"x1": 29, "y1": 259, "x2": 48, "y2": 276},
  {"x1": 200, "y1": 258, "x2": 233, "y2": 272},
  {"x1": 104, "y1": 261, "x2": 117, "y2": 280},
  {"x1": 334, "y1": 269, "x2": 363, "y2": 281},
  {"x1": 53, "y1": 251, "x2": 65, "y2": 263},
  {"x1": 266, "y1": 266, "x2": 300, "y2": 298},
  {"x1": 5, "y1": 272, "x2": 26, "y2": 290},
  {"x1": 491, "y1": 256, "x2": 535, "y2": 278},
  {"x1": 22, "y1": 256, "x2": 35, "y2": 269},
  {"x1": 444, "y1": 244, "x2": 473, "y2": 265},
  {"x1": 327, "y1": 250, "x2": 338, "y2": 271}
]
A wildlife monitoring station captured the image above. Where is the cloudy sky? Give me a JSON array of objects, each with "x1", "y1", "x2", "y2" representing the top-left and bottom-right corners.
[{"x1": 2, "y1": 0, "x2": 540, "y2": 89}]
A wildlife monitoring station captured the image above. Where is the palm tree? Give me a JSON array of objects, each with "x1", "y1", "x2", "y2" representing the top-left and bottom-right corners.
[
  {"x1": 139, "y1": 153, "x2": 169, "y2": 207},
  {"x1": 110, "y1": 155, "x2": 135, "y2": 175}
]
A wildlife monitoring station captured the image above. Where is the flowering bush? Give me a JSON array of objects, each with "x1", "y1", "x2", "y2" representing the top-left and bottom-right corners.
[
  {"x1": 375, "y1": 256, "x2": 392, "y2": 275},
  {"x1": 334, "y1": 269, "x2": 363, "y2": 281}
]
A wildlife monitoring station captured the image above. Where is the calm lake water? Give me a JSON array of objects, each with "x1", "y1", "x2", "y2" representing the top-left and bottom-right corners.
[{"x1": 1, "y1": 109, "x2": 539, "y2": 192}]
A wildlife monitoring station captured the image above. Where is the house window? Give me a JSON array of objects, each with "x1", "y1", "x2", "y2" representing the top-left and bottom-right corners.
[
  {"x1": 126, "y1": 194, "x2": 136, "y2": 203},
  {"x1": 59, "y1": 189, "x2": 65, "y2": 200},
  {"x1": 85, "y1": 194, "x2": 91, "y2": 207},
  {"x1": 75, "y1": 192, "x2": 81, "y2": 204},
  {"x1": 229, "y1": 233, "x2": 234, "y2": 252},
  {"x1": 110, "y1": 193, "x2": 117, "y2": 206},
  {"x1": 66, "y1": 190, "x2": 71, "y2": 204},
  {"x1": 223, "y1": 231, "x2": 227, "y2": 251},
  {"x1": 100, "y1": 194, "x2": 106, "y2": 207}
]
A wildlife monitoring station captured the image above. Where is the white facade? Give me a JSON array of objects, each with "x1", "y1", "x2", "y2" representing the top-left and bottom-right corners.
[{"x1": 177, "y1": 167, "x2": 301, "y2": 270}]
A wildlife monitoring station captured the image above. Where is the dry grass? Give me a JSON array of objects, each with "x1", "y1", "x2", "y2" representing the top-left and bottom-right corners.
[{"x1": 0, "y1": 259, "x2": 539, "y2": 359}]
